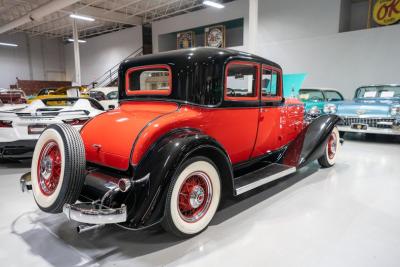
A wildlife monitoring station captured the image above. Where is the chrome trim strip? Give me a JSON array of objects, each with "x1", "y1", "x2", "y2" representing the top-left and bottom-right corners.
[
  {"x1": 235, "y1": 166, "x2": 296, "y2": 195},
  {"x1": 338, "y1": 125, "x2": 400, "y2": 135}
]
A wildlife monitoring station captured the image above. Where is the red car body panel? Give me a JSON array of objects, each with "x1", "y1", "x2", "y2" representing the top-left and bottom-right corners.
[
  {"x1": 130, "y1": 105, "x2": 260, "y2": 166},
  {"x1": 80, "y1": 101, "x2": 178, "y2": 170}
]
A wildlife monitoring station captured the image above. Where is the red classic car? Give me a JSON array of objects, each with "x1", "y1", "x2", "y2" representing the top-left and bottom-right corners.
[{"x1": 21, "y1": 48, "x2": 341, "y2": 237}]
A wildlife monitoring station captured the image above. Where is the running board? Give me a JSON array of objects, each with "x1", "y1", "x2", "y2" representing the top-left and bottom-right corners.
[{"x1": 234, "y1": 163, "x2": 296, "y2": 195}]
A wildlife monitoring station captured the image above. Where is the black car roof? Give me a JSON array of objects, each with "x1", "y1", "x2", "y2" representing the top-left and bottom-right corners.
[{"x1": 120, "y1": 47, "x2": 281, "y2": 70}]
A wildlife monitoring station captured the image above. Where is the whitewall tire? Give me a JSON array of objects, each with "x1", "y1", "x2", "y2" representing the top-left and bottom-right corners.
[
  {"x1": 318, "y1": 127, "x2": 340, "y2": 168},
  {"x1": 163, "y1": 156, "x2": 221, "y2": 237},
  {"x1": 31, "y1": 124, "x2": 86, "y2": 213}
]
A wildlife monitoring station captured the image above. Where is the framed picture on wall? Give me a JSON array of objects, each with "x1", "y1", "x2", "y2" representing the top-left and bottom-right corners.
[
  {"x1": 177, "y1": 31, "x2": 195, "y2": 49},
  {"x1": 204, "y1": 25, "x2": 225, "y2": 48}
]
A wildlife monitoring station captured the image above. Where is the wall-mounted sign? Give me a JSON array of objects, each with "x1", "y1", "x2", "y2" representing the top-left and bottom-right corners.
[
  {"x1": 177, "y1": 31, "x2": 195, "y2": 49},
  {"x1": 205, "y1": 25, "x2": 225, "y2": 48},
  {"x1": 373, "y1": 0, "x2": 400, "y2": 26}
]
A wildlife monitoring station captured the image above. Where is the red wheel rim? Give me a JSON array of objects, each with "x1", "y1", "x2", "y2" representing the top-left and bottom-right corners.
[
  {"x1": 178, "y1": 171, "x2": 213, "y2": 223},
  {"x1": 37, "y1": 140, "x2": 62, "y2": 196},
  {"x1": 327, "y1": 132, "x2": 337, "y2": 160}
]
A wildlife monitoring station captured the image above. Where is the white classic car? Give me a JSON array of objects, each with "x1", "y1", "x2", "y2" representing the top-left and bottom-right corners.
[
  {"x1": 0, "y1": 99, "x2": 27, "y2": 112},
  {"x1": 0, "y1": 97, "x2": 104, "y2": 159},
  {"x1": 89, "y1": 87, "x2": 118, "y2": 110}
]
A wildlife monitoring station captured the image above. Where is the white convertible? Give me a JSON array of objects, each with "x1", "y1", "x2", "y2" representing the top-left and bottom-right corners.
[{"x1": 0, "y1": 97, "x2": 104, "y2": 159}]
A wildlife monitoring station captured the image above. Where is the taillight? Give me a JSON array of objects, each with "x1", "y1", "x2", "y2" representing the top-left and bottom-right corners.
[
  {"x1": 0, "y1": 120, "x2": 12, "y2": 128},
  {"x1": 62, "y1": 118, "x2": 89, "y2": 126}
]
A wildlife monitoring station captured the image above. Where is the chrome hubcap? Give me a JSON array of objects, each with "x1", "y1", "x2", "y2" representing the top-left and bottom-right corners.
[
  {"x1": 40, "y1": 156, "x2": 53, "y2": 180},
  {"x1": 37, "y1": 141, "x2": 61, "y2": 196},
  {"x1": 189, "y1": 185, "x2": 205, "y2": 209},
  {"x1": 178, "y1": 171, "x2": 212, "y2": 223}
]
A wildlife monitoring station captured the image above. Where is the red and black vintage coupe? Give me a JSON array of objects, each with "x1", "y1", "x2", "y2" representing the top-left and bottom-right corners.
[{"x1": 21, "y1": 48, "x2": 341, "y2": 237}]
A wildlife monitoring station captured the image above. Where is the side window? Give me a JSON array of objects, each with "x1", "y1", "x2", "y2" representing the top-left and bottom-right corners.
[
  {"x1": 225, "y1": 62, "x2": 259, "y2": 100},
  {"x1": 262, "y1": 67, "x2": 279, "y2": 97},
  {"x1": 324, "y1": 91, "x2": 343, "y2": 101},
  {"x1": 125, "y1": 64, "x2": 171, "y2": 96}
]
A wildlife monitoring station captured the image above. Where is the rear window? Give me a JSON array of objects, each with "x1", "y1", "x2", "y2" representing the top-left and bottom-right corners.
[
  {"x1": 125, "y1": 64, "x2": 171, "y2": 96},
  {"x1": 42, "y1": 99, "x2": 78, "y2": 106}
]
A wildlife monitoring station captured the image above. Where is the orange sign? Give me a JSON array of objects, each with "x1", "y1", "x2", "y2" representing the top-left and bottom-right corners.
[{"x1": 373, "y1": 0, "x2": 400, "y2": 25}]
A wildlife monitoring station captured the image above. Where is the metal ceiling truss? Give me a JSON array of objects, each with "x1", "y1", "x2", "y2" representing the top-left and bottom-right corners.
[{"x1": 0, "y1": 0, "x2": 209, "y2": 40}]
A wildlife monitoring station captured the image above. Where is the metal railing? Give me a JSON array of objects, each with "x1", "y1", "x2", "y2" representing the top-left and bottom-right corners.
[{"x1": 89, "y1": 47, "x2": 143, "y2": 89}]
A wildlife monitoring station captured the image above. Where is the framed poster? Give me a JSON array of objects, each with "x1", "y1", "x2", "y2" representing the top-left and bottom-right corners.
[
  {"x1": 204, "y1": 25, "x2": 225, "y2": 48},
  {"x1": 177, "y1": 31, "x2": 195, "y2": 49}
]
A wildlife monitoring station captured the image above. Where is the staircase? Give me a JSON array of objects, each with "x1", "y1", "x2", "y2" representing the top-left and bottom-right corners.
[{"x1": 89, "y1": 47, "x2": 143, "y2": 88}]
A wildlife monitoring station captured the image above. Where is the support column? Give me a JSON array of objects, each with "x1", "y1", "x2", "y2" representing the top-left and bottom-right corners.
[
  {"x1": 248, "y1": 0, "x2": 258, "y2": 54},
  {"x1": 72, "y1": 19, "x2": 81, "y2": 85},
  {"x1": 25, "y1": 33, "x2": 33, "y2": 80},
  {"x1": 142, "y1": 23, "x2": 153, "y2": 55}
]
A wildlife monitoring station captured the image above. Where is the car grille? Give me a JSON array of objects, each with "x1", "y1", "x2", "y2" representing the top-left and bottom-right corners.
[{"x1": 341, "y1": 117, "x2": 395, "y2": 128}]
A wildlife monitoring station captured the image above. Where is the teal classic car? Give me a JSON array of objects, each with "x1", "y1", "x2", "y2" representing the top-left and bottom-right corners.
[
  {"x1": 324, "y1": 85, "x2": 400, "y2": 136},
  {"x1": 299, "y1": 88, "x2": 344, "y2": 118}
]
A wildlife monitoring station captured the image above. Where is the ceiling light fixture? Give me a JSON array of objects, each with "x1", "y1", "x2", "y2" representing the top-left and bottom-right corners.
[
  {"x1": 69, "y1": 14, "x2": 95, "y2": 22},
  {"x1": 0, "y1": 42, "x2": 18, "y2": 47},
  {"x1": 67, "y1": 38, "x2": 87, "y2": 43},
  {"x1": 203, "y1": 1, "x2": 225, "y2": 8}
]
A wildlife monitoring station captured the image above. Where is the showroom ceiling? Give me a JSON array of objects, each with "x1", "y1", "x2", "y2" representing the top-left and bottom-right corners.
[{"x1": 0, "y1": 0, "x2": 230, "y2": 40}]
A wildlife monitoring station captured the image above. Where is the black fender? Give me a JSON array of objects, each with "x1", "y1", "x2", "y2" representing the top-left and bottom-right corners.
[
  {"x1": 121, "y1": 128, "x2": 233, "y2": 229},
  {"x1": 279, "y1": 115, "x2": 341, "y2": 168}
]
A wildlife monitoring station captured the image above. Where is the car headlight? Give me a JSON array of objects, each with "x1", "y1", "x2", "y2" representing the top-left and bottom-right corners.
[
  {"x1": 323, "y1": 103, "x2": 337, "y2": 114},
  {"x1": 390, "y1": 105, "x2": 400, "y2": 116},
  {"x1": 308, "y1": 106, "x2": 321, "y2": 115}
]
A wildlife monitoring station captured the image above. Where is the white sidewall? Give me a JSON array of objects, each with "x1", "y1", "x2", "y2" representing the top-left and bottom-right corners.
[
  {"x1": 170, "y1": 160, "x2": 221, "y2": 235},
  {"x1": 31, "y1": 128, "x2": 66, "y2": 208},
  {"x1": 326, "y1": 127, "x2": 340, "y2": 165}
]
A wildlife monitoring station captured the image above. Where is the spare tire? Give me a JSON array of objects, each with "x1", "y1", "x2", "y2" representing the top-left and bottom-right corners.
[{"x1": 31, "y1": 124, "x2": 86, "y2": 213}]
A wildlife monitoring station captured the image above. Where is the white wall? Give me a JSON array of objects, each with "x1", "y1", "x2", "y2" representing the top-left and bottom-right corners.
[
  {"x1": 0, "y1": 33, "x2": 65, "y2": 88},
  {"x1": 256, "y1": 24, "x2": 400, "y2": 98},
  {"x1": 152, "y1": 0, "x2": 249, "y2": 53},
  {"x1": 65, "y1": 26, "x2": 142, "y2": 85},
  {"x1": 257, "y1": 0, "x2": 341, "y2": 43}
]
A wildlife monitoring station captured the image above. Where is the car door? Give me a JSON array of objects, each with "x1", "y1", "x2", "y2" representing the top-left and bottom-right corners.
[
  {"x1": 206, "y1": 60, "x2": 260, "y2": 164},
  {"x1": 251, "y1": 65, "x2": 284, "y2": 158}
]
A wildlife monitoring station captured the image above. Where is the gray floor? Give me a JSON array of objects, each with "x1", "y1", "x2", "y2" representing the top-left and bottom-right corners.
[{"x1": 1, "y1": 133, "x2": 400, "y2": 267}]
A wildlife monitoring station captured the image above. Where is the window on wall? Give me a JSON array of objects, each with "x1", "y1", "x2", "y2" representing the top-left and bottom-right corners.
[
  {"x1": 262, "y1": 67, "x2": 280, "y2": 97},
  {"x1": 125, "y1": 65, "x2": 171, "y2": 95},
  {"x1": 225, "y1": 62, "x2": 259, "y2": 100}
]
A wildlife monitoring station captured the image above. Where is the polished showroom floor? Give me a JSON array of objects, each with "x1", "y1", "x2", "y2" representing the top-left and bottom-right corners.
[{"x1": 0, "y1": 133, "x2": 399, "y2": 267}]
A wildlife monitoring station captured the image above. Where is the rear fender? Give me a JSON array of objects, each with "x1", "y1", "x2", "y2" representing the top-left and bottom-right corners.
[
  {"x1": 280, "y1": 115, "x2": 341, "y2": 168},
  {"x1": 122, "y1": 128, "x2": 233, "y2": 229}
]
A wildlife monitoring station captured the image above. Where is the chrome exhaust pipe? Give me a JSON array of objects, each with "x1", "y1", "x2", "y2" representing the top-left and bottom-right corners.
[{"x1": 76, "y1": 224, "x2": 104, "y2": 234}]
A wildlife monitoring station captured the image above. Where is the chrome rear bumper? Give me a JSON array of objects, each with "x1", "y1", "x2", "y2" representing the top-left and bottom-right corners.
[{"x1": 63, "y1": 202, "x2": 127, "y2": 225}]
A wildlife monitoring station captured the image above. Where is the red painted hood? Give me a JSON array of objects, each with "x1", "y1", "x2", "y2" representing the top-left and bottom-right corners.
[{"x1": 80, "y1": 101, "x2": 179, "y2": 170}]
